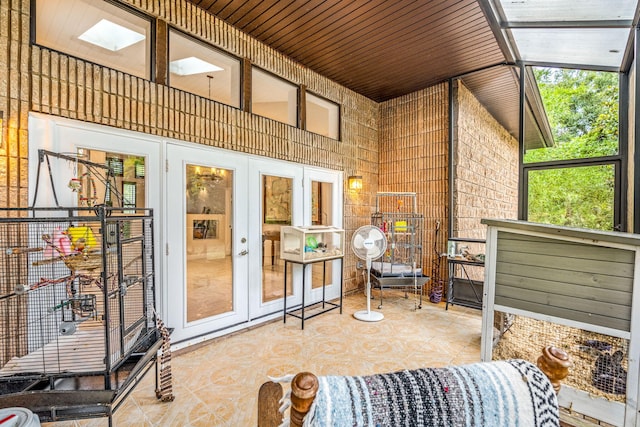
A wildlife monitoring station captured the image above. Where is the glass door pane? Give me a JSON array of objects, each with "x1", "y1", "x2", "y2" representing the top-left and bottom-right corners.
[
  {"x1": 75, "y1": 150, "x2": 146, "y2": 210},
  {"x1": 185, "y1": 164, "x2": 233, "y2": 321},
  {"x1": 311, "y1": 181, "x2": 333, "y2": 289},
  {"x1": 262, "y1": 175, "x2": 293, "y2": 303},
  {"x1": 248, "y1": 159, "x2": 302, "y2": 320},
  {"x1": 166, "y1": 144, "x2": 248, "y2": 343}
]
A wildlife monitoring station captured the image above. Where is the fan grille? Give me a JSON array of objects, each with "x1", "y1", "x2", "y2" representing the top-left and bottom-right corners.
[{"x1": 351, "y1": 225, "x2": 387, "y2": 260}]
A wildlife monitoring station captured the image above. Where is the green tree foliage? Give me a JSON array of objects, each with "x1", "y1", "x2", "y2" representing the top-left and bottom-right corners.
[
  {"x1": 525, "y1": 68, "x2": 618, "y2": 230},
  {"x1": 528, "y1": 165, "x2": 615, "y2": 230}
]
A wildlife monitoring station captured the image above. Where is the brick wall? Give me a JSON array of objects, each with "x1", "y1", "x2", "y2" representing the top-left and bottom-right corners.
[
  {"x1": 379, "y1": 84, "x2": 450, "y2": 283},
  {"x1": 0, "y1": 1, "x2": 30, "y2": 208},
  {"x1": 0, "y1": 0, "x2": 522, "y2": 294},
  {"x1": 1, "y1": 0, "x2": 381, "y2": 291},
  {"x1": 453, "y1": 81, "x2": 519, "y2": 240}
]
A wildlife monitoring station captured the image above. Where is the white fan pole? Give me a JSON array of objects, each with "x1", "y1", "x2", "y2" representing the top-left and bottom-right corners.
[{"x1": 353, "y1": 256, "x2": 384, "y2": 322}]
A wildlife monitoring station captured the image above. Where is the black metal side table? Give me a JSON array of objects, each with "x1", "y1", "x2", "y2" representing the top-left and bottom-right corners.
[
  {"x1": 446, "y1": 257, "x2": 484, "y2": 310},
  {"x1": 283, "y1": 255, "x2": 343, "y2": 329}
]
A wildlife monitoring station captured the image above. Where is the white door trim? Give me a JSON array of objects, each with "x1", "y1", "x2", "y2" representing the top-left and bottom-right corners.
[
  {"x1": 247, "y1": 158, "x2": 304, "y2": 320},
  {"x1": 303, "y1": 167, "x2": 344, "y2": 303},
  {"x1": 165, "y1": 141, "x2": 249, "y2": 344}
]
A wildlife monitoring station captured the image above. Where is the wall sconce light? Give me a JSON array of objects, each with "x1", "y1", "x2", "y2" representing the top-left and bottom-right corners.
[
  {"x1": 0, "y1": 111, "x2": 4, "y2": 146},
  {"x1": 348, "y1": 175, "x2": 363, "y2": 191}
]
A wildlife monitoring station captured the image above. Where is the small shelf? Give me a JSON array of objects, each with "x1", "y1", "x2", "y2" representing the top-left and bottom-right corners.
[
  {"x1": 445, "y1": 239, "x2": 485, "y2": 310},
  {"x1": 447, "y1": 275, "x2": 483, "y2": 310}
]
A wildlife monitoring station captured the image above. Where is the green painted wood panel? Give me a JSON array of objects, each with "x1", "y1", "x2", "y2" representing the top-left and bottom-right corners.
[
  {"x1": 495, "y1": 230, "x2": 635, "y2": 331},
  {"x1": 495, "y1": 272, "x2": 631, "y2": 306},
  {"x1": 496, "y1": 262, "x2": 632, "y2": 293},
  {"x1": 498, "y1": 233, "x2": 632, "y2": 263},
  {"x1": 496, "y1": 251, "x2": 633, "y2": 278},
  {"x1": 496, "y1": 285, "x2": 631, "y2": 319},
  {"x1": 494, "y1": 295, "x2": 630, "y2": 332}
]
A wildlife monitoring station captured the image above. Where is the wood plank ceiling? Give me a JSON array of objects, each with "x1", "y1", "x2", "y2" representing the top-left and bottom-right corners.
[
  {"x1": 186, "y1": 0, "x2": 550, "y2": 148},
  {"x1": 187, "y1": 0, "x2": 506, "y2": 101}
]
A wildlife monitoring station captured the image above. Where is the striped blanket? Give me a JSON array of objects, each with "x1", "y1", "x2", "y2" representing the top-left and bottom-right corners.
[{"x1": 305, "y1": 359, "x2": 559, "y2": 427}]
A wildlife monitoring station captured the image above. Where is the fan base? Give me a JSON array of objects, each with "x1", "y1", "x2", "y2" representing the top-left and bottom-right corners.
[{"x1": 353, "y1": 310, "x2": 384, "y2": 322}]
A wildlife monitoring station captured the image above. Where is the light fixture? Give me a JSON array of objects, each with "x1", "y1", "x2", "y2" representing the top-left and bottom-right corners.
[
  {"x1": 189, "y1": 166, "x2": 223, "y2": 196},
  {"x1": 169, "y1": 57, "x2": 223, "y2": 76},
  {"x1": 0, "y1": 111, "x2": 3, "y2": 146},
  {"x1": 78, "y1": 19, "x2": 145, "y2": 52},
  {"x1": 195, "y1": 167, "x2": 223, "y2": 184},
  {"x1": 348, "y1": 175, "x2": 363, "y2": 191}
]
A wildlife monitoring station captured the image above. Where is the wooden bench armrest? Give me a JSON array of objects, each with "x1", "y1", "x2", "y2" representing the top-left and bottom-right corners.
[{"x1": 257, "y1": 381, "x2": 283, "y2": 427}]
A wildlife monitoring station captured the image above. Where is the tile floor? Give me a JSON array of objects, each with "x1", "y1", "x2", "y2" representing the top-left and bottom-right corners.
[{"x1": 41, "y1": 291, "x2": 482, "y2": 426}]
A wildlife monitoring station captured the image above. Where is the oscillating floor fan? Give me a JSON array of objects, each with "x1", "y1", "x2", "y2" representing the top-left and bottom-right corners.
[{"x1": 352, "y1": 225, "x2": 387, "y2": 322}]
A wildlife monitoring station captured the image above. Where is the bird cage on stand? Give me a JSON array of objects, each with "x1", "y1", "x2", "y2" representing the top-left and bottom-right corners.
[
  {"x1": 0, "y1": 206, "x2": 169, "y2": 425},
  {"x1": 369, "y1": 192, "x2": 429, "y2": 309},
  {"x1": 0, "y1": 150, "x2": 172, "y2": 426}
]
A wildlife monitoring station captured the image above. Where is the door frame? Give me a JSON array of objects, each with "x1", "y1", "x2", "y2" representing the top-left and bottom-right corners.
[
  {"x1": 27, "y1": 112, "x2": 164, "y2": 307},
  {"x1": 164, "y1": 141, "x2": 250, "y2": 344},
  {"x1": 247, "y1": 158, "x2": 304, "y2": 320},
  {"x1": 303, "y1": 167, "x2": 344, "y2": 303}
]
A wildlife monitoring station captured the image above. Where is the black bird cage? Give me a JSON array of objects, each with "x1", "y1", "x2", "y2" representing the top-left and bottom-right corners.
[{"x1": 0, "y1": 206, "x2": 168, "y2": 425}]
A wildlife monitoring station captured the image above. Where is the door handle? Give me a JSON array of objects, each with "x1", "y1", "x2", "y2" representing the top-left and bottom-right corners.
[{"x1": 238, "y1": 249, "x2": 248, "y2": 256}]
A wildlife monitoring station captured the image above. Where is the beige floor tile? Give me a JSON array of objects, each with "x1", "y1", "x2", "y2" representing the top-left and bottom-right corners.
[{"x1": 41, "y1": 291, "x2": 482, "y2": 426}]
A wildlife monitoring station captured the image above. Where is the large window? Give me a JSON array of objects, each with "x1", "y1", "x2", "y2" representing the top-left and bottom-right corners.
[
  {"x1": 34, "y1": 0, "x2": 152, "y2": 79},
  {"x1": 526, "y1": 164, "x2": 616, "y2": 231},
  {"x1": 524, "y1": 68, "x2": 621, "y2": 231},
  {"x1": 306, "y1": 93, "x2": 340, "y2": 139},
  {"x1": 252, "y1": 68, "x2": 297, "y2": 126},
  {"x1": 525, "y1": 69, "x2": 619, "y2": 164},
  {"x1": 169, "y1": 30, "x2": 241, "y2": 108}
]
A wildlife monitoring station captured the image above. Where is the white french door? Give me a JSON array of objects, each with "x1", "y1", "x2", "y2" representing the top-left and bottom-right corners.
[
  {"x1": 165, "y1": 143, "x2": 249, "y2": 343},
  {"x1": 28, "y1": 114, "x2": 345, "y2": 348},
  {"x1": 164, "y1": 145, "x2": 345, "y2": 343},
  {"x1": 247, "y1": 163, "x2": 343, "y2": 319},
  {"x1": 29, "y1": 114, "x2": 345, "y2": 347},
  {"x1": 247, "y1": 159, "x2": 303, "y2": 319},
  {"x1": 303, "y1": 168, "x2": 343, "y2": 304}
]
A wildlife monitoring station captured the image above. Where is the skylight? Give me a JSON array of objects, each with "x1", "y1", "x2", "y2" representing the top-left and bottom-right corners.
[
  {"x1": 78, "y1": 19, "x2": 145, "y2": 52},
  {"x1": 499, "y1": 0, "x2": 636, "y2": 22},
  {"x1": 169, "y1": 57, "x2": 223, "y2": 76},
  {"x1": 492, "y1": 0, "x2": 637, "y2": 71},
  {"x1": 511, "y1": 28, "x2": 628, "y2": 69}
]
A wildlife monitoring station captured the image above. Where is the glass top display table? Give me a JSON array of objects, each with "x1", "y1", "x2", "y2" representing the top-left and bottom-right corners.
[{"x1": 280, "y1": 226, "x2": 345, "y2": 329}]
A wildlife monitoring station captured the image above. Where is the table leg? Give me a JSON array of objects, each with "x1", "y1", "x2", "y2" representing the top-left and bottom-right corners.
[
  {"x1": 283, "y1": 260, "x2": 288, "y2": 323},
  {"x1": 446, "y1": 262, "x2": 454, "y2": 310},
  {"x1": 322, "y1": 261, "x2": 326, "y2": 309},
  {"x1": 339, "y1": 259, "x2": 343, "y2": 314},
  {"x1": 271, "y1": 240, "x2": 275, "y2": 266},
  {"x1": 301, "y1": 264, "x2": 306, "y2": 330}
]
